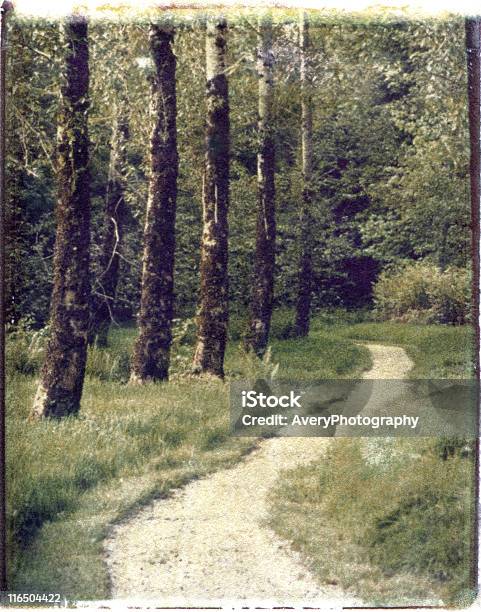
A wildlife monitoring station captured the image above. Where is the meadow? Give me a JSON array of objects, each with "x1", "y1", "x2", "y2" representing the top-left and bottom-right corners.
[
  {"x1": 5, "y1": 310, "x2": 475, "y2": 602},
  {"x1": 6, "y1": 309, "x2": 371, "y2": 599}
]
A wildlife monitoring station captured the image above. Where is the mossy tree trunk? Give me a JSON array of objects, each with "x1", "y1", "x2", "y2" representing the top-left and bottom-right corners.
[
  {"x1": 465, "y1": 16, "x2": 481, "y2": 592},
  {"x1": 89, "y1": 107, "x2": 129, "y2": 347},
  {"x1": 294, "y1": 11, "x2": 314, "y2": 338},
  {"x1": 130, "y1": 25, "x2": 178, "y2": 383},
  {"x1": 466, "y1": 17, "x2": 480, "y2": 370},
  {"x1": 245, "y1": 15, "x2": 276, "y2": 357},
  {"x1": 192, "y1": 20, "x2": 230, "y2": 378},
  {"x1": 0, "y1": 0, "x2": 13, "y2": 589},
  {"x1": 32, "y1": 16, "x2": 91, "y2": 418}
]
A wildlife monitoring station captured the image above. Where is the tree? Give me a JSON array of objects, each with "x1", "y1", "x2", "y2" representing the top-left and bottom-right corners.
[
  {"x1": 294, "y1": 11, "x2": 313, "y2": 337},
  {"x1": 89, "y1": 103, "x2": 129, "y2": 347},
  {"x1": 245, "y1": 15, "x2": 276, "y2": 357},
  {"x1": 192, "y1": 19, "x2": 230, "y2": 378},
  {"x1": 130, "y1": 25, "x2": 178, "y2": 383},
  {"x1": 31, "y1": 15, "x2": 91, "y2": 418},
  {"x1": 466, "y1": 16, "x2": 480, "y2": 368},
  {"x1": 1, "y1": 0, "x2": 13, "y2": 589}
]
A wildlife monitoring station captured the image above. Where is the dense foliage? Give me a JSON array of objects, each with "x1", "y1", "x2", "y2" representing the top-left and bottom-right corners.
[
  {"x1": 373, "y1": 262, "x2": 471, "y2": 324},
  {"x1": 6, "y1": 13, "x2": 471, "y2": 329}
]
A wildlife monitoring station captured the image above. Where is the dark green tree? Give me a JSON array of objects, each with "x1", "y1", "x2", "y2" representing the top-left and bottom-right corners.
[
  {"x1": 89, "y1": 103, "x2": 129, "y2": 347},
  {"x1": 295, "y1": 11, "x2": 314, "y2": 337}
]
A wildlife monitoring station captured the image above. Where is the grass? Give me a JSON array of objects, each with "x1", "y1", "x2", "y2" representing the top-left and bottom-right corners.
[
  {"x1": 267, "y1": 439, "x2": 475, "y2": 607},
  {"x1": 6, "y1": 310, "x2": 474, "y2": 603},
  {"x1": 6, "y1": 309, "x2": 370, "y2": 600},
  {"x1": 313, "y1": 320, "x2": 475, "y2": 379},
  {"x1": 267, "y1": 317, "x2": 476, "y2": 607}
]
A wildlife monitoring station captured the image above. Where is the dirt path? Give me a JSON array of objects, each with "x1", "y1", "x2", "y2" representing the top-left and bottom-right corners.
[
  {"x1": 104, "y1": 343, "x2": 412, "y2": 607},
  {"x1": 361, "y1": 343, "x2": 412, "y2": 379}
]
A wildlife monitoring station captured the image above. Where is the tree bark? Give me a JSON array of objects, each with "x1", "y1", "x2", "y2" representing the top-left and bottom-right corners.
[
  {"x1": 0, "y1": 0, "x2": 13, "y2": 589},
  {"x1": 245, "y1": 15, "x2": 276, "y2": 357},
  {"x1": 465, "y1": 15, "x2": 481, "y2": 594},
  {"x1": 294, "y1": 11, "x2": 314, "y2": 338},
  {"x1": 89, "y1": 107, "x2": 129, "y2": 347},
  {"x1": 32, "y1": 16, "x2": 91, "y2": 418},
  {"x1": 192, "y1": 20, "x2": 230, "y2": 378},
  {"x1": 466, "y1": 18, "x2": 481, "y2": 373},
  {"x1": 130, "y1": 25, "x2": 178, "y2": 383}
]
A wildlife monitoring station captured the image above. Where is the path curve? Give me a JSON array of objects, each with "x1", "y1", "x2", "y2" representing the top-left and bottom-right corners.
[{"x1": 104, "y1": 342, "x2": 412, "y2": 607}]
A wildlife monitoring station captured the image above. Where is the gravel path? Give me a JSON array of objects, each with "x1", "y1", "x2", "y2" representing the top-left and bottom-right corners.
[
  {"x1": 104, "y1": 342, "x2": 412, "y2": 607},
  {"x1": 361, "y1": 343, "x2": 412, "y2": 379}
]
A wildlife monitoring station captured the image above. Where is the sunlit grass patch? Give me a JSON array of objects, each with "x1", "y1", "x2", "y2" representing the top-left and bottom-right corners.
[
  {"x1": 6, "y1": 316, "x2": 370, "y2": 598},
  {"x1": 6, "y1": 367, "x2": 254, "y2": 597},
  {"x1": 319, "y1": 321, "x2": 474, "y2": 379},
  {"x1": 6, "y1": 315, "x2": 472, "y2": 600}
]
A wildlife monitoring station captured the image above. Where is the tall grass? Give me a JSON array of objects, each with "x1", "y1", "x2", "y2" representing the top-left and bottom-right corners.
[
  {"x1": 8, "y1": 312, "x2": 472, "y2": 602},
  {"x1": 268, "y1": 439, "x2": 474, "y2": 606},
  {"x1": 6, "y1": 312, "x2": 370, "y2": 598},
  {"x1": 267, "y1": 320, "x2": 475, "y2": 606}
]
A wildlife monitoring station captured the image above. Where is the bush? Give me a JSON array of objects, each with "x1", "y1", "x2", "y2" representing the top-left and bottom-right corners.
[{"x1": 373, "y1": 263, "x2": 470, "y2": 325}]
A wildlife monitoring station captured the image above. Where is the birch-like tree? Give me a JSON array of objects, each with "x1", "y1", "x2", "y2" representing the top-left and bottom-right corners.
[
  {"x1": 130, "y1": 25, "x2": 178, "y2": 383},
  {"x1": 192, "y1": 19, "x2": 230, "y2": 378},
  {"x1": 294, "y1": 11, "x2": 314, "y2": 337},
  {"x1": 89, "y1": 105, "x2": 129, "y2": 347},
  {"x1": 245, "y1": 15, "x2": 276, "y2": 357},
  {"x1": 32, "y1": 15, "x2": 91, "y2": 418}
]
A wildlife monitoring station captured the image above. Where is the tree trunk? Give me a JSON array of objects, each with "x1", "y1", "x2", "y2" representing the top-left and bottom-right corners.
[
  {"x1": 465, "y1": 16, "x2": 481, "y2": 593},
  {"x1": 192, "y1": 20, "x2": 230, "y2": 378},
  {"x1": 130, "y1": 25, "x2": 178, "y2": 383},
  {"x1": 31, "y1": 16, "x2": 90, "y2": 418},
  {"x1": 89, "y1": 107, "x2": 129, "y2": 347},
  {"x1": 245, "y1": 15, "x2": 276, "y2": 357},
  {"x1": 466, "y1": 17, "x2": 481, "y2": 372},
  {"x1": 0, "y1": 0, "x2": 13, "y2": 590},
  {"x1": 294, "y1": 11, "x2": 314, "y2": 338}
]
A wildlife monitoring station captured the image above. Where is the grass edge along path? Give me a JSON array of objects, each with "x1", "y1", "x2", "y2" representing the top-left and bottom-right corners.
[
  {"x1": 267, "y1": 323, "x2": 476, "y2": 607},
  {"x1": 7, "y1": 316, "x2": 370, "y2": 600}
]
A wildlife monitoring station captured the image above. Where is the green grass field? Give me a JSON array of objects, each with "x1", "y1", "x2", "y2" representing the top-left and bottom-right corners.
[
  {"x1": 5, "y1": 311, "x2": 475, "y2": 603},
  {"x1": 267, "y1": 317, "x2": 476, "y2": 607},
  {"x1": 6, "y1": 309, "x2": 371, "y2": 599}
]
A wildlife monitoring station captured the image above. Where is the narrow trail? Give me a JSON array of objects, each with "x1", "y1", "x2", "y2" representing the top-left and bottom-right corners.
[{"x1": 104, "y1": 342, "x2": 413, "y2": 607}]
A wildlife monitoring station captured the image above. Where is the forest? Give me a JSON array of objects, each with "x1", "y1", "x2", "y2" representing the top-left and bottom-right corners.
[{"x1": 3, "y1": 6, "x2": 477, "y2": 606}]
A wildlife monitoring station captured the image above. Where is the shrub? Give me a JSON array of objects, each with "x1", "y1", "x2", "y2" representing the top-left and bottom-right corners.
[{"x1": 373, "y1": 263, "x2": 470, "y2": 325}]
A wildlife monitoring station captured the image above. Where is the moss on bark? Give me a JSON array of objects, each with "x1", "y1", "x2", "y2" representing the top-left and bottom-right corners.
[
  {"x1": 192, "y1": 20, "x2": 230, "y2": 378},
  {"x1": 32, "y1": 16, "x2": 91, "y2": 418},
  {"x1": 130, "y1": 26, "x2": 178, "y2": 383}
]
